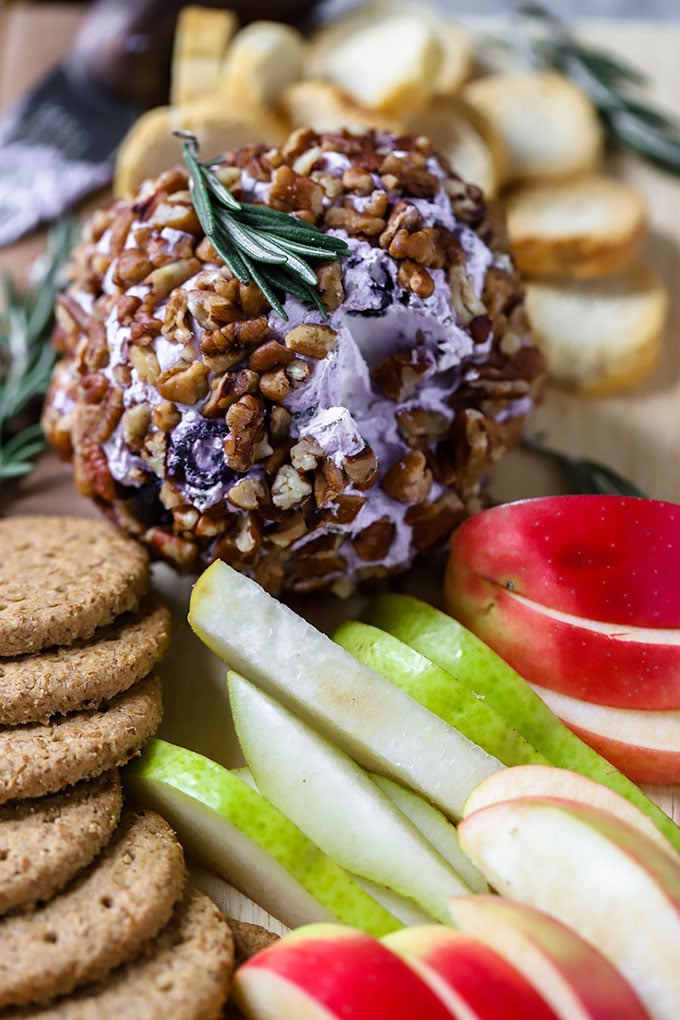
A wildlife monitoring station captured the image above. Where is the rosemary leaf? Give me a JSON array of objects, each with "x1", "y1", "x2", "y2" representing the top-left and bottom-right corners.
[
  {"x1": 508, "y1": 5, "x2": 680, "y2": 176},
  {"x1": 178, "y1": 133, "x2": 350, "y2": 320},
  {"x1": 522, "y1": 435, "x2": 647, "y2": 498},
  {"x1": 0, "y1": 218, "x2": 76, "y2": 485}
]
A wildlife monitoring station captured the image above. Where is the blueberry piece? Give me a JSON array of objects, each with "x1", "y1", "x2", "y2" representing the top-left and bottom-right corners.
[{"x1": 167, "y1": 418, "x2": 233, "y2": 490}]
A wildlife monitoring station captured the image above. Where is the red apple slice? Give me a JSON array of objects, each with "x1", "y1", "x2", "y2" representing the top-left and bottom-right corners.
[
  {"x1": 457, "y1": 797, "x2": 680, "y2": 1020},
  {"x1": 462, "y1": 764, "x2": 677, "y2": 858},
  {"x1": 531, "y1": 684, "x2": 680, "y2": 784},
  {"x1": 383, "y1": 925, "x2": 560, "y2": 1019},
  {"x1": 446, "y1": 495, "x2": 680, "y2": 628},
  {"x1": 233, "y1": 923, "x2": 454, "y2": 1020},
  {"x1": 447, "y1": 897, "x2": 650, "y2": 1020},
  {"x1": 446, "y1": 566, "x2": 680, "y2": 709}
]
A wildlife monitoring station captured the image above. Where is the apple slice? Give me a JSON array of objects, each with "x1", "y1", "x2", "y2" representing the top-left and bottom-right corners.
[
  {"x1": 530, "y1": 684, "x2": 680, "y2": 784},
  {"x1": 366, "y1": 593, "x2": 680, "y2": 853},
  {"x1": 445, "y1": 495, "x2": 680, "y2": 710},
  {"x1": 462, "y1": 764, "x2": 678, "y2": 859},
  {"x1": 233, "y1": 923, "x2": 454, "y2": 1020},
  {"x1": 384, "y1": 925, "x2": 561, "y2": 1020},
  {"x1": 229, "y1": 671, "x2": 473, "y2": 923},
  {"x1": 447, "y1": 495, "x2": 680, "y2": 627},
  {"x1": 125, "y1": 739, "x2": 400, "y2": 935},
  {"x1": 448, "y1": 897, "x2": 650, "y2": 1020},
  {"x1": 458, "y1": 797, "x2": 680, "y2": 1020},
  {"x1": 371, "y1": 772, "x2": 488, "y2": 893},
  {"x1": 333, "y1": 620, "x2": 547, "y2": 766},
  {"x1": 190, "y1": 561, "x2": 502, "y2": 820}
]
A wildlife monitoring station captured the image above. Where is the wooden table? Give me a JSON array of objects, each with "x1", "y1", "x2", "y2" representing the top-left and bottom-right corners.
[{"x1": 2, "y1": 3, "x2": 679, "y2": 932}]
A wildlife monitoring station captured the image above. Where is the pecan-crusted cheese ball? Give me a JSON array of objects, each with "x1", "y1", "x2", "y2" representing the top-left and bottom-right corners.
[{"x1": 43, "y1": 128, "x2": 544, "y2": 595}]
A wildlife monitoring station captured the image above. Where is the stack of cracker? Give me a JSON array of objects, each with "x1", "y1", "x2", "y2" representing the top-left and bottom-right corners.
[{"x1": 0, "y1": 516, "x2": 235, "y2": 1018}]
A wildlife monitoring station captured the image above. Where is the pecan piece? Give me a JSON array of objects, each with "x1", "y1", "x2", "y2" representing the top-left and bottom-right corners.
[
  {"x1": 352, "y1": 516, "x2": 395, "y2": 562},
  {"x1": 285, "y1": 324, "x2": 337, "y2": 359},
  {"x1": 397, "y1": 259, "x2": 435, "y2": 299},
  {"x1": 113, "y1": 249, "x2": 153, "y2": 287},
  {"x1": 156, "y1": 360, "x2": 210, "y2": 404},
  {"x1": 259, "y1": 368, "x2": 290, "y2": 403},
  {"x1": 203, "y1": 369, "x2": 259, "y2": 418},
  {"x1": 270, "y1": 165, "x2": 323, "y2": 217},
  {"x1": 228, "y1": 477, "x2": 269, "y2": 511},
  {"x1": 343, "y1": 445, "x2": 379, "y2": 490},
  {"x1": 248, "y1": 340, "x2": 295, "y2": 372},
  {"x1": 324, "y1": 206, "x2": 385, "y2": 236},
  {"x1": 272, "y1": 465, "x2": 312, "y2": 510},
  {"x1": 381, "y1": 450, "x2": 432, "y2": 504},
  {"x1": 314, "y1": 458, "x2": 346, "y2": 507}
]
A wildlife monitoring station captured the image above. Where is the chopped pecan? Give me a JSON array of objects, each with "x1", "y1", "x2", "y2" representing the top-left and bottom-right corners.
[
  {"x1": 314, "y1": 458, "x2": 346, "y2": 507},
  {"x1": 286, "y1": 359, "x2": 311, "y2": 384},
  {"x1": 156, "y1": 360, "x2": 210, "y2": 404},
  {"x1": 113, "y1": 249, "x2": 153, "y2": 288},
  {"x1": 343, "y1": 445, "x2": 379, "y2": 490},
  {"x1": 239, "y1": 282, "x2": 271, "y2": 318},
  {"x1": 202, "y1": 369, "x2": 259, "y2": 418},
  {"x1": 162, "y1": 290, "x2": 192, "y2": 344},
  {"x1": 396, "y1": 408, "x2": 449, "y2": 449},
  {"x1": 379, "y1": 200, "x2": 422, "y2": 249},
  {"x1": 74, "y1": 439, "x2": 116, "y2": 502},
  {"x1": 122, "y1": 403, "x2": 151, "y2": 450},
  {"x1": 227, "y1": 477, "x2": 269, "y2": 511},
  {"x1": 328, "y1": 492, "x2": 365, "y2": 523},
  {"x1": 342, "y1": 166, "x2": 374, "y2": 194},
  {"x1": 152, "y1": 401, "x2": 182, "y2": 431},
  {"x1": 144, "y1": 258, "x2": 200, "y2": 303},
  {"x1": 187, "y1": 290, "x2": 239, "y2": 330},
  {"x1": 293, "y1": 145, "x2": 323, "y2": 177},
  {"x1": 148, "y1": 196, "x2": 200, "y2": 234},
  {"x1": 269, "y1": 165, "x2": 323, "y2": 217},
  {"x1": 173, "y1": 505, "x2": 200, "y2": 532},
  {"x1": 141, "y1": 430, "x2": 167, "y2": 478},
  {"x1": 405, "y1": 492, "x2": 466, "y2": 553},
  {"x1": 381, "y1": 450, "x2": 432, "y2": 504},
  {"x1": 224, "y1": 394, "x2": 266, "y2": 472},
  {"x1": 272, "y1": 464, "x2": 312, "y2": 510},
  {"x1": 397, "y1": 259, "x2": 434, "y2": 298},
  {"x1": 117, "y1": 294, "x2": 143, "y2": 325},
  {"x1": 267, "y1": 513, "x2": 307, "y2": 549},
  {"x1": 324, "y1": 205, "x2": 385, "y2": 236},
  {"x1": 195, "y1": 237, "x2": 221, "y2": 262},
  {"x1": 248, "y1": 340, "x2": 295, "y2": 372},
  {"x1": 316, "y1": 262, "x2": 345, "y2": 312},
  {"x1": 352, "y1": 516, "x2": 395, "y2": 562},
  {"x1": 372, "y1": 347, "x2": 433, "y2": 402},
  {"x1": 290, "y1": 436, "x2": 324, "y2": 472},
  {"x1": 293, "y1": 551, "x2": 347, "y2": 583},
  {"x1": 268, "y1": 405, "x2": 292, "y2": 443},
  {"x1": 235, "y1": 513, "x2": 263, "y2": 556},
  {"x1": 282, "y1": 127, "x2": 318, "y2": 162},
  {"x1": 145, "y1": 527, "x2": 197, "y2": 569},
  {"x1": 285, "y1": 324, "x2": 337, "y2": 359},
  {"x1": 259, "y1": 368, "x2": 290, "y2": 403},
  {"x1": 379, "y1": 153, "x2": 439, "y2": 198},
  {"x1": 107, "y1": 208, "x2": 135, "y2": 258}
]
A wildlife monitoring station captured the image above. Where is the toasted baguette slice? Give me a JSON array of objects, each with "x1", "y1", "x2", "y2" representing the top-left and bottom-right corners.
[
  {"x1": 114, "y1": 101, "x2": 288, "y2": 197},
  {"x1": 280, "y1": 79, "x2": 403, "y2": 134},
  {"x1": 463, "y1": 71, "x2": 603, "y2": 185},
  {"x1": 507, "y1": 175, "x2": 647, "y2": 277},
  {"x1": 310, "y1": 1, "x2": 472, "y2": 99},
  {"x1": 407, "y1": 97, "x2": 507, "y2": 197},
  {"x1": 219, "y1": 21, "x2": 306, "y2": 109},
  {"x1": 308, "y1": 13, "x2": 442, "y2": 118},
  {"x1": 170, "y1": 5, "x2": 238, "y2": 106},
  {"x1": 526, "y1": 264, "x2": 668, "y2": 393}
]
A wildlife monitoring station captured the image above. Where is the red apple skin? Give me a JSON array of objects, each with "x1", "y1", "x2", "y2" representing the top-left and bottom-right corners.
[
  {"x1": 445, "y1": 568, "x2": 680, "y2": 709},
  {"x1": 447, "y1": 495, "x2": 680, "y2": 628},
  {"x1": 447, "y1": 897, "x2": 651, "y2": 1020},
  {"x1": 530, "y1": 683, "x2": 680, "y2": 784},
  {"x1": 234, "y1": 924, "x2": 453, "y2": 1020},
  {"x1": 384, "y1": 925, "x2": 560, "y2": 1020}
]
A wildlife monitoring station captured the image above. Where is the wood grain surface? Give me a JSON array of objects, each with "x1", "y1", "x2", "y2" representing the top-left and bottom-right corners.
[{"x1": 1, "y1": 4, "x2": 679, "y2": 933}]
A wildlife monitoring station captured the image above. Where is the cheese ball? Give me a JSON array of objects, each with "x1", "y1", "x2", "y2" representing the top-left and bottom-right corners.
[{"x1": 43, "y1": 128, "x2": 543, "y2": 595}]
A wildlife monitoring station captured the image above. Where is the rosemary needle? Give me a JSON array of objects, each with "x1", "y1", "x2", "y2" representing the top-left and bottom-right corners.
[
  {"x1": 0, "y1": 218, "x2": 76, "y2": 485},
  {"x1": 176, "y1": 131, "x2": 350, "y2": 320},
  {"x1": 505, "y1": 5, "x2": 680, "y2": 176}
]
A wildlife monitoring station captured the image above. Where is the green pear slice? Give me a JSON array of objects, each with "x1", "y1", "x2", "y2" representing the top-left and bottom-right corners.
[
  {"x1": 367, "y1": 593, "x2": 680, "y2": 853},
  {"x1": 333, "y1": 620, "x2": 547, "y2": 768},
  {"x1": 228, "y1": 672, "x2": 473, "y2": 923},
  {"x1": 232, "y1": 765, "x2": 436, "y2": 925},
  {"x1": 190, "y1": 561, "x2": 502, "y2": 820},
  {"x1": 370, "y1": 773, "x2": 488, "y2": 894},
  {"x1": 125, "y1": 738, "x2": 401, "y2": 936}
]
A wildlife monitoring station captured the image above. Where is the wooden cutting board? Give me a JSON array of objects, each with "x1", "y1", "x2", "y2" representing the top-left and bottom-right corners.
[{"x1": 1, "y1": 3, "x2": 679, "y2": 933}]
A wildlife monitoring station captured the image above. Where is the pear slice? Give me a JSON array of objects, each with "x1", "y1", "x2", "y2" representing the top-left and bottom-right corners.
[
  {"x1": 370, "y1": 773, "x2": 487, "y2": 894},
  {"x1": 189, "y1": 562, "x2": 502, "y2": 820},
  {"x1": 333, "y1": 620, "x2": 546, "y2": 768},
  {"x1": 232, "y1": 765, "x2": 435, "y2": 925},
  {"x1": 125, "y1": 739, "x2": 400, "y2": 936},
  {"x1": 228, "y1": 672, "x2": 473, "y2": 924},
  {"x1": 366, "y1": 593, "x2": 680, "y2": 853}
]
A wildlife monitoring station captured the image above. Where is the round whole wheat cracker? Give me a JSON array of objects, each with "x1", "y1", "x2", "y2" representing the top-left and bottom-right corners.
[
  {"x1": 0, "y1": 808, "x2": 186, "y2": 1009},
  {"x1": 0, "y1": 675, "x2": 162, "y2": 805},
  {"x1": 0, "y1": 599, "x2": 172, "y2": 725},
  {"x1": 0, "y1": 771, "x2": 122, "y2": 916},
  {"x1": 11, "y1": 890, "x2": 234, "y2": 1020},
  {"x1": 0, "y1": 516, "x2": 150, "y2": 658}
]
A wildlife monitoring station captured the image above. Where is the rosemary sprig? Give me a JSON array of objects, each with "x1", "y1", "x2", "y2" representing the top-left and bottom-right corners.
[
  {"x1": 176, "y1": 131, "x2": 350, "y2": 320},
  {"x1": 522, "y1": 434, "x2": 647, "y2": 498},
  {"x1": 0, "y1": 218, "x2": 76, "y2": 484},
  {"x1": 506, "y1": 4, "x2": 680, "y2": 176}
]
